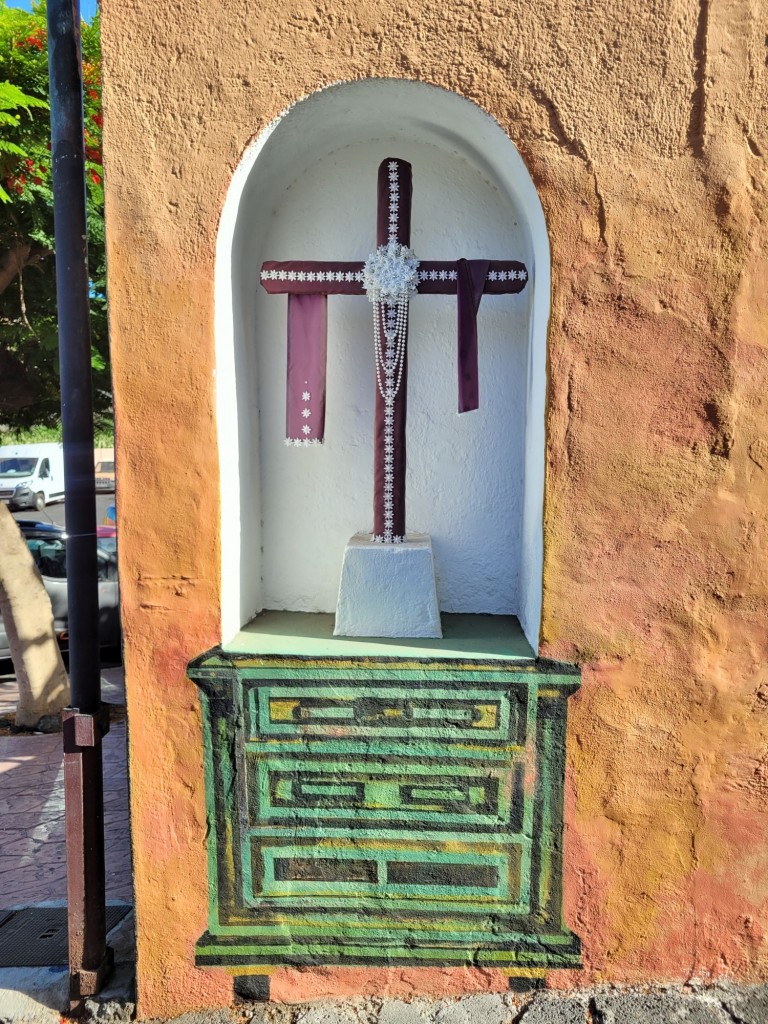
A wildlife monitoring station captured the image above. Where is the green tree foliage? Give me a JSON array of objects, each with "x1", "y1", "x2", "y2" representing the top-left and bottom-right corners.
[
  {"x1": 0, "y1": 1, "x2": 108, "y2": 428},
  {"x1": 0, "y1": 80, "x2": 48, "y2": 201}
]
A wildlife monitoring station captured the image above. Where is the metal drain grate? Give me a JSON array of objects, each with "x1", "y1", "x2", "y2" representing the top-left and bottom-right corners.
[{"x1": 0, "y1": 904, "x2": 131, "y2": 967}]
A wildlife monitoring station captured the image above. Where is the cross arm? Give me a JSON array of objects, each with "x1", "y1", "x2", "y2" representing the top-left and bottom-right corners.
[
  {"x1": 260, "y1": 260, "x2": 529, "y2": 295},
  {"x1": 260, "y1": 262, "x2": 364, "y2": 295},
  {"x1": 416, "y1": 261, "x2": 528, "y2": 295}
]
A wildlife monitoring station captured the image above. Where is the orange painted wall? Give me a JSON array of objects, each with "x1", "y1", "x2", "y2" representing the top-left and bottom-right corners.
[{"x1": 100, "y1": 0, "x2": 768, "y2": 1016}]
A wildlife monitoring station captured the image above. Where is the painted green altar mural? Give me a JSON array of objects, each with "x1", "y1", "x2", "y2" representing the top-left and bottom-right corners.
[
  {"x1": 187, "y1": 146, "x2": 579, "y2": 988},
  {"x1": 189, "y1": 636, "x2": 581, "y2": 980}
]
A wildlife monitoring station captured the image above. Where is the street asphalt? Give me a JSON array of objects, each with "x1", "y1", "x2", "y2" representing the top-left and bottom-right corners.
[{"x1": 9, "y1": 492, "x2": 116, "y2": 530}]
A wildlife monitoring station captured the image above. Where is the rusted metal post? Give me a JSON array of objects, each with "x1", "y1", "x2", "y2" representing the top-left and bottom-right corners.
[
  {"x1": 46, "y1": 0, "x2": 113, "y2": 1011},
  {"x1": 62, "y1": 708, "x2": 113, "y2": 1010}
]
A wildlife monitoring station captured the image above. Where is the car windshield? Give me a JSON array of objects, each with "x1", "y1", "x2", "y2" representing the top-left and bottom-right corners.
[
  {"x1": 0, "y1": 458, "x2": 38, "y2": 477},
  {"x1": 26, "y1": 536, "x2": 67, "y2": 578},
  {"x1": 24, "y1": 535, "x2": 118, "y2": 581},
  {"x1": 96, "y1": 462, "x2": 115, "y2": 473}
]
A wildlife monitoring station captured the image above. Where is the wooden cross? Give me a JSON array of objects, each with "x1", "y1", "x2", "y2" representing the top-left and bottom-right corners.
[{"x1": 261, "y1": 158, "x2": 528, "y2": 543}]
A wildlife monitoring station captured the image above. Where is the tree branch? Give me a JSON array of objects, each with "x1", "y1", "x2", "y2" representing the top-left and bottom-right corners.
[{"x1": 0, "y1": 241, "x2": 50, "y2": 295}]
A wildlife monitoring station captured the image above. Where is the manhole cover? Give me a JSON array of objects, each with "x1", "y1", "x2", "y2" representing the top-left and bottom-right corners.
[{"x1": 0, "y1": 904, "x2": 131, "y2": 967}]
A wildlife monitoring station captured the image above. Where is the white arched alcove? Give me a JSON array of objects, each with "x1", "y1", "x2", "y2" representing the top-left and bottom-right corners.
[{"x1": 216, "y1": 80, "x2": 550, "y2": 652}]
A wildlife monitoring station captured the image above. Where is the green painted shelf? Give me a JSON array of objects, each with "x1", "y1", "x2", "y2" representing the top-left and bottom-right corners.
[{"x1": 223, "y1": 611, "x2": 536, "y2": 661}]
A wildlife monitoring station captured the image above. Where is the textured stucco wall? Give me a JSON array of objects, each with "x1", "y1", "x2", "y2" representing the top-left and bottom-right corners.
[{"x1": 100, "y1": 0, "x2": 768, "y2": 1017}]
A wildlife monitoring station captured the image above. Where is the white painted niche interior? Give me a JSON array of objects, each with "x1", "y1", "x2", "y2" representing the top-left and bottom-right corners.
[{"x1": 216, "y1": 80, "x2": 550, "y2": 651}]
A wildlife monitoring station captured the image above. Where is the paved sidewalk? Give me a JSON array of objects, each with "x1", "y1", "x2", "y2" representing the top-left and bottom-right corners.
[
  {"x1": 0, "y1": 666, "x2": 132, "y2": 906},
  {"x1": 0, "y1": 667, "x2": 133, "y2": 1020}
]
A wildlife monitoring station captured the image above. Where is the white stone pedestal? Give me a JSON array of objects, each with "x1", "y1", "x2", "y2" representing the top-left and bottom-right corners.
[{"x1": 334, "y1": 533, "x2": 442, "y2": 638}]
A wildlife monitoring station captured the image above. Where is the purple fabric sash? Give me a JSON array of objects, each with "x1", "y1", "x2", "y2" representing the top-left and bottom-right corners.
[
  {"x1": 286, "y1": 293, "x2": 327, "y2": 444},
  {"x1": 456, "y1": 259, "x2": 490, "y2": 413}
]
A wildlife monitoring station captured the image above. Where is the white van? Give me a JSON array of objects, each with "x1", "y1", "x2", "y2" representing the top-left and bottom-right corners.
[{"x1": 0, "y1": 443, "x2": 66, "y2": 511}]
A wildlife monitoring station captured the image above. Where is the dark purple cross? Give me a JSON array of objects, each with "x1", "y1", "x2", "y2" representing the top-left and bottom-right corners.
[{"x1": 260, "y1": 158, "x2": 528, "y2": 543}]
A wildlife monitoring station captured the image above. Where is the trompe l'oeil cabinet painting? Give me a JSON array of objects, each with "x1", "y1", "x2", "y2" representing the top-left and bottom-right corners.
[{"x1": 189, "y1": 617, "x2": 581, "y2": 986}]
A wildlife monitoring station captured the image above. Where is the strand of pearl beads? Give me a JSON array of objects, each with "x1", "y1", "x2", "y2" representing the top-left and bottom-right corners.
[{"x1": 374, "y1": 300, "x2": 407, "y2": 401}]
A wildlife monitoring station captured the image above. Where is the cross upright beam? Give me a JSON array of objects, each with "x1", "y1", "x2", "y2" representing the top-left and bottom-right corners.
[{"x1": 373, "y1": 158, "x2": 411, "y2": 541}]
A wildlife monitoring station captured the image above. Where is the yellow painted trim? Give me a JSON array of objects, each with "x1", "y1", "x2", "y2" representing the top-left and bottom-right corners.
[
  {"x1": 237, "y1": 658, "x2": 540, "y2": 673},
  {"x1": 225, "y1": 966, "x2": 547, "y2": 978},
  {"x1": 270, "y1": 699, "x2": 300, "y2": 721},
  {"x1": 224, "y1": 965, "x2": 278, "y2": 976},
  {"x1": 473, "y1": 704, "x2": 499, "y2": 729},
  {"x1": 499, "y1": 968, "x2": 547, "y2": 978}
]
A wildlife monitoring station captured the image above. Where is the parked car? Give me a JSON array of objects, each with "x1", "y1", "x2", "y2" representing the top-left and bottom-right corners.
[
  {"x1": 94, "y1": 459, "x2": 116, "y2": 492},
  {"x1": 0, "y1": 520, "x2": 121, "y2": 660}
]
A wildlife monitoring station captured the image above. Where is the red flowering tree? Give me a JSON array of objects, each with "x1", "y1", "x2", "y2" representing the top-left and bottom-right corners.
[{"x1": 0, "y1": 0, "x2": 108, "y2": 428}]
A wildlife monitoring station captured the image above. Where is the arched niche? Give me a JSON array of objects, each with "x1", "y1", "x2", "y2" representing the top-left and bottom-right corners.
[{"x1": 216, "y1": 80, "x2": 550, "y2": 651}]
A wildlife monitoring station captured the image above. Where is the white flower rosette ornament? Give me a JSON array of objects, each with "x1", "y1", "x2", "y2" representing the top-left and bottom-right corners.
[{"x1": 363, "y1": 241, "x2": 420, "y2": 306}]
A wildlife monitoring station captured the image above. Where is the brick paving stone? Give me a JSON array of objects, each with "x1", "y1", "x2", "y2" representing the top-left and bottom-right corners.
[{"x1": 0, "y1": 718, "x2": 131, "y2": 907}]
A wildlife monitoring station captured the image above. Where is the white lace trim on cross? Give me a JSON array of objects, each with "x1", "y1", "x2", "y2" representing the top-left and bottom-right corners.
[
  {"x1": 416, "y1": 268, "x2": 527, "y2": 282},
  {"x1": 261, "y1": 267, "x2": 527, "y2": 284},
  {"x1": 261, "y1": 269, "x2": 364, "y2": 283}
]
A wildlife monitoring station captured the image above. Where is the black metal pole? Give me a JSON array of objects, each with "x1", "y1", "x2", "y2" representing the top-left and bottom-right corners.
[{"x1": 46, "y1": 0, "x2": 112, "y2": 1010}]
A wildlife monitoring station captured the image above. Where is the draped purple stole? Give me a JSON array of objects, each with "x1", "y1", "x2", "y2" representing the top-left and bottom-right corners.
[
  {"x1": 286, "y1": 293, "x2": 327, "y2": 444},
  {"x1": 456, "y1": 259, "x2": 491, "y2": 414}
]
